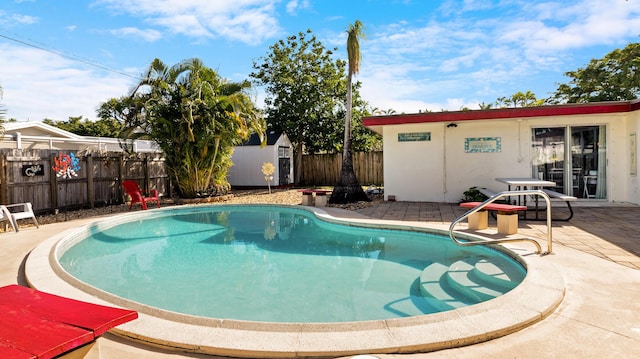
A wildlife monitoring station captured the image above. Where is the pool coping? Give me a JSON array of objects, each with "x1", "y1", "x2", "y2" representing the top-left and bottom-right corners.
[{"x1": 25, "y1": 204, "x2": 565, "y2": 358}]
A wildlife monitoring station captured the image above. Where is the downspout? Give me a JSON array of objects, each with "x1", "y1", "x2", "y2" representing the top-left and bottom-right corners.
[{"x1": 442, "y1": 124, "x2": 447, "y2": 200}]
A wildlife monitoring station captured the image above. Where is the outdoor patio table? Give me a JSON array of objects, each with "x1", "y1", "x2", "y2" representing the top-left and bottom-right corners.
[{"x1": 495, "y1": 177, "x2": 557, "y2": 219}]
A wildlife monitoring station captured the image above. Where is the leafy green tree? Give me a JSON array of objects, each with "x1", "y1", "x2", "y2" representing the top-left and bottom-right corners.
[
  {"x1": 496, "y1": 90, "x2": 545, "y2": 108},
  {"x1": 251, "y1": 29, "x2": 345, "y2": 183},
  {"x1": 318, "y1": 82, "x2": 381, "y2": 153},
  {"x1": 99, "y1": 58, "x2": 265, "y2": 198},
  {"x1": 43, "y1": 116, "x2": 123, "y2": 137},
  {"x1": 251, "y1": 29, "x2": 380, "y2": 183},
  {"x1": 350, "y1": 89, "x2": 382, "y2": 152},
  {"x1": 550, "y1": 42, "x2": 640, "y2": 103},
  {"x1": 330, "y1": 20, "x2": 369, "y2": 204}
]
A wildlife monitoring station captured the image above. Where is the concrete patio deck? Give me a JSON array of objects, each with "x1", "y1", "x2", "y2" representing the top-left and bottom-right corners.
[{"x1": 1, "y1": 201, "x2": 639, "y2": 358}]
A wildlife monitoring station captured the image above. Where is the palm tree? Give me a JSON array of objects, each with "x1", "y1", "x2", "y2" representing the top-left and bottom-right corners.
[
  {"x1": 329, "y1": 20, "x2": 370, "y2": 204},
  {"x1": 115, "y1": 58, "x2": 265, "y2": 198}
]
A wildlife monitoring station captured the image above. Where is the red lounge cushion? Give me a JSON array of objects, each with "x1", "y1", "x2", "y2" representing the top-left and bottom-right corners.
[
  {"x1": 0, "y1": 305, "x2": 93, "y2": 359},
  {"x1": 460, "y1": 202, "x2": 527, "y2": 212},
  {"x1": 0, "y1": 285, "x2": 137, "y2": 337},
  {"x1": 0, "y1": 285, "x2": 138, "y2": 359},
  {"x1": 0, "y1": 343, "x2": 37, "y2": 359}
]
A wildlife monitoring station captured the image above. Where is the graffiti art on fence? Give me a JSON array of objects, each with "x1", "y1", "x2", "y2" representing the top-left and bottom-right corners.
[
  {"x1": 22, "y1": 164, "x2": 45, "y2": 177},
  {"x1": 52, "y1": 152, "x2": 81, "y2": 178}
]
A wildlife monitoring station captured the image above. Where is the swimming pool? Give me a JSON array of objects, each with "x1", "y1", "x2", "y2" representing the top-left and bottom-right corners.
[
  {"x1": 56, "y1": 205, "x2": 525, "y2": 323},
  {"x1": 26, "y1": 204, "x2": 565, "y2": 357}
]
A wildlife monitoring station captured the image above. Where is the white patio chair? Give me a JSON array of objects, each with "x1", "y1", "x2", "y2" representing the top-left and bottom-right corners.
[{"x1": 1, "y1": 202, "x2": 39, "y2": 232}]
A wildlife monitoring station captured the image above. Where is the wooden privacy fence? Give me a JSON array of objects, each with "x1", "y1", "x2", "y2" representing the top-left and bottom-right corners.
[
  {"x1": 301, "y1": 151, "x2": 383, "y2": 186},
  {"x1": 0, "y1": 149, "x2": 169, "y2": 214}
]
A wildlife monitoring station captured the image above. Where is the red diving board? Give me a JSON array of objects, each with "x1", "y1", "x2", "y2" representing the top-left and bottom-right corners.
[{"x1": 0, "y1": 285, "x2": 138, "y2": 359}]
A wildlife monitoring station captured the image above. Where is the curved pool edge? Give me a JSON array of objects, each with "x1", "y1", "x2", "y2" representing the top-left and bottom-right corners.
[{"x1": 25, "y1": 204, "x2": 566, "y2": 358}]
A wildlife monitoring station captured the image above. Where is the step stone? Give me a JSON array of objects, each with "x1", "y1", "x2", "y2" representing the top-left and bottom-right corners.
[
  {"x1": 446, "y1": 258, "x2": 511, "y2": 302},
  {"x1": 473, "y1": 258, "x2": 526, "y2": 291},
  {"x1": 419, "y1": 262, "x2": 467, "y2": 311}
]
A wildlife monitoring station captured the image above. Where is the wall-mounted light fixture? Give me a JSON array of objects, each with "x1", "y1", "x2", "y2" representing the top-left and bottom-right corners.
[{"x1": 446, "y1": 123, "x2": 458, "y2": 128}]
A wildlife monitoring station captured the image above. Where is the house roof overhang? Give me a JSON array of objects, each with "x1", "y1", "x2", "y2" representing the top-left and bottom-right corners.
[
  {"x1": 3, "y1": 121, "x2": 84, "y2": 139},
  {"x1": 363, "y1": 100, "x2": 640, "y2": 134}
]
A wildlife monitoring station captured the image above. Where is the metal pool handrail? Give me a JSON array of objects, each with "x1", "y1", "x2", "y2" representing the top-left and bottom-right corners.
[{"x1": 449, "y1": 189, "x2": 553, "y2": 255}]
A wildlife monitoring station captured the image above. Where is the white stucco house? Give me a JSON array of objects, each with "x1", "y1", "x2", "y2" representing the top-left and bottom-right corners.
[
  {"x1": 1, "y1": 121, "x2": 160, "y2": 153},
  {"x1": 363, "y1": 100, "x2": 640, "y2": 205},
  {"x1": 227, "y1": 131, "x2": 294, "y2": 188}
]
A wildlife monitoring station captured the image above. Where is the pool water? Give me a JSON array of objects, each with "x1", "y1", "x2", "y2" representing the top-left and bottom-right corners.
[{"x1": 58, "y1": 205, "x2": 526, "y2": 323}]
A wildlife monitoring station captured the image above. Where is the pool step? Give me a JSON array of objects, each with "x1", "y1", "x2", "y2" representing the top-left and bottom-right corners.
[
  {"x1": 473, "y1": 258, "x2": 526, "y2": 290},
  {"x1": 418, "y1": 261, "x2": 469, "y2": 311},
  {"x1": 419, "y1": 257, "x2": 526, "y2": 308},
  {"x1": 446, "y1": 258, "x2": 526, "y2": 302}
]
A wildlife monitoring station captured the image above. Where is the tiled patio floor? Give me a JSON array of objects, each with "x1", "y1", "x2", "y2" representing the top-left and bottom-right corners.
[{"x1": 356, "y1": 201, "x2": 640, "y2": 269}]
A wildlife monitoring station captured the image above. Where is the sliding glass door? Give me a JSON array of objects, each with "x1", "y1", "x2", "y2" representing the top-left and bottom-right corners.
[{"x1": 532, "y1": 126, "x2": 606, "y2": 199}]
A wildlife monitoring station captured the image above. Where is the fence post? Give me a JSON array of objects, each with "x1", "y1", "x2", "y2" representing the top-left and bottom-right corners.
[
  {"x1": 0, "y1": 153, "x2": 7, "y2": 204},
  {"x1": 118, "y1": 154, "x2": 125, "y2": 203},
  {"x1": 49, "y1": 153, "x2": 58, "y2": 211},
  {"x1": 144, "y1": 155, "x2": 150, "y2": 192},
  {"x1": 86, "y1": 154, "x2": 95, "y2": 208}
]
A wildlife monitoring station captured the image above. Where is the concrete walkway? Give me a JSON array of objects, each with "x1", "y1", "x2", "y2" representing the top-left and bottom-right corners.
[{"x1": 1, "y1": 201, "x2": 639, "y2": 358}]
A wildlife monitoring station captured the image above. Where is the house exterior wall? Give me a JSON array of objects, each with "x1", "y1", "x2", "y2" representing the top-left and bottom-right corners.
[
  {"x1": 383, "y1": 124, "x2": 445, "y2": 202},
  {"x1": 381, "y1": 112, "x2": 637, "y2": 204},
  {"x1": 629, "y1": 110, "x2": 640, "y2": 204},
  {"x1": 227, "y1": 135, "x2": 294, "y2": 187}
]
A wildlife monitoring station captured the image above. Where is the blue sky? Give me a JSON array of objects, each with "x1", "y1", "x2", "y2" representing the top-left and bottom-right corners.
[{"x1": 0, "y1": 0, "x2": 638, "y2": 122}]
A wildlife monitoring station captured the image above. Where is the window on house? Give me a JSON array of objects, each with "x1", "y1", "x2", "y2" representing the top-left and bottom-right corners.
[{"x1": 532, "y1": 126, "x2": 606, "y2": 199}]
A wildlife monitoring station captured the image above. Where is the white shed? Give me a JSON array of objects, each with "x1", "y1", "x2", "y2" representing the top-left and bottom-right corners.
[{"x1": 227, "y1": 131, "x2": 294, "y2": 187}]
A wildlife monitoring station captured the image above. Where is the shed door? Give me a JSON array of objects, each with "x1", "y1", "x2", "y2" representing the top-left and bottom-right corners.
[{"x1": 278, "y1": 146, "x2": 291, "y2": 185}]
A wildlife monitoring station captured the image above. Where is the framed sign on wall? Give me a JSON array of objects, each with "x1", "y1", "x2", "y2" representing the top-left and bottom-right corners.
[{"x1": 465, "y1": 137, "x2": 501, "y2": 153}]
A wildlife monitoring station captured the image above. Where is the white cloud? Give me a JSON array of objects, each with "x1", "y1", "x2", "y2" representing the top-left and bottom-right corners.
[
  {"x1": 93, "y1": 0, "x2": 282, "y2": 45},
  {"x1": 500, "y1": 0, "x2": 640, "y2": 52},
  {"x1": 0, "y1": 44, "x2": 133, "y2": 121},
  {"x1": 108, "y1": 27, "x2": 162, "y2": 42},
  {"x1": 12, "y1": 14, "x2": 38, "y2": 24},
  {"x1": 0, "y1": 10, "x2": 38, "y2": 26},
  {"x1": 155, "y1": 14, "x2": 212, "y2": 38},
  {"x1": 352, "y1": 0, "x2": 640, "y2": 114},
  {"x1": 286, "y1": 0, "x2": 310, "y2": 15},
  {"x1": 3, "y1": 0, "x2": 638, "y2": 123},
  {"x1": 211, "y1": 8, "x2": 280, "y2": 44}
]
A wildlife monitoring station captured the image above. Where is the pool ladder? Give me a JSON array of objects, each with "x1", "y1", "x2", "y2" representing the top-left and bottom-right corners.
[{"x1": 449, "y1": 189, "x2": 553, "y2": 255}]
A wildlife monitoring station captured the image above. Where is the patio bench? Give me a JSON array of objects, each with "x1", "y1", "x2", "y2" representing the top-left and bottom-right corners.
[
  {"x1": 478, "y1": 187, "x2": 499, "y2": 198},
  {"x1": 540, "y1": 189, "x2": 577, "y2": 221},
  {"x1": 297, "y1": 189, "x2": 332, "y2": 207},
  {"x1": 460, "y1": 202, "x2": 527, "y2": 235}
]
